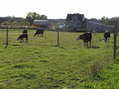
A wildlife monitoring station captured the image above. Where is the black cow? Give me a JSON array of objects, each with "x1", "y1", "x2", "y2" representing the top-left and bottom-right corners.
[
  {"x1": 33, "y1": 28, "x2": 44, "y2": 37},
  {"x1": 77, "y1": 32, "x2": 92, "y2": 48},
  {"x1": 104, "y1": 31, "x2": 110, "y2": 42},
  {"x1": 17, "y1": 29, "x2": 28, "y2": 42}
]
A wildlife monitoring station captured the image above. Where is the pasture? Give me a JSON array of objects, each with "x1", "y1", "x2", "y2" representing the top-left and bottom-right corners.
[{"x1": 0, "y1": 29, "x2": 118, "y2": 89}]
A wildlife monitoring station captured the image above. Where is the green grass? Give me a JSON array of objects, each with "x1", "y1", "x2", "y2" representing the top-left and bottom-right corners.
[{"x1": 0, "y1": 29, "x2": 118, "y2": 89}]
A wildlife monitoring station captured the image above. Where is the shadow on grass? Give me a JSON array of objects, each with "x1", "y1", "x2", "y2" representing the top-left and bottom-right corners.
[{"x1": 89, "y1": 46, "x2": 100, "y2": 49}]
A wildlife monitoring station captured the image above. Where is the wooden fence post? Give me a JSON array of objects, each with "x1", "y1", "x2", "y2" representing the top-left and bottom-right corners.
[
  {"x1": 5, "y1": 27, "x2": 9, "y2": 48},
  {"x1": 113, "y1": 25, "x2": 118, "y2": 59},
  {"x1": 113, "y1": 32, "x2": 117, "y2": 59},
  {"x1": 57, "y1": 29, "x2": 60, "y2": 47}
]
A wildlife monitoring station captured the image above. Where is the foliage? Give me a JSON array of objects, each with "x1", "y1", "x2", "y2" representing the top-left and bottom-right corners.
[
  {"x1": 26, "y1": 12, "x2": 47, "y2": 25},
  {"x1": 100, "y1": 16, "x2": 109, "y2": 25},
  {"x1": 108, "y1": 17, "x2": 119, "y2": 25},
  {"x1": 100, "y1": 16, "x2": 119, "y2": 25},
  {"x1": 0, "y1": 16, "x2": 29, "y2": 26}
]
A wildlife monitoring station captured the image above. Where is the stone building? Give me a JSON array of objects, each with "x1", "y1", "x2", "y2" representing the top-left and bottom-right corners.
[
  {"x1": 65, "y1": 13, "x2": 87, "y2": 32},
  {"x1": 64, "y1": 13, "x2": 114, "y2": 32}
]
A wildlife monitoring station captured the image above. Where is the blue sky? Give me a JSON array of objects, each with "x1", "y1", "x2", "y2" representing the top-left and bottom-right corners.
[{"x1": 0, "y1": 0, "x2": 119, "y2": 19}]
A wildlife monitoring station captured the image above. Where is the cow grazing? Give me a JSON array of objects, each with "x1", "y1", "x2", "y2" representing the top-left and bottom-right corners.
[
  {"x1": 34, "y1": 28, "x2": 44, "y2": 37},
  {"x1": 77, "y1": 32, "x2": 92, "y2": 48},
  {"x1": 17, "y1": 29, "x2": 28, "y2": 42},
  {"x1": 104, "y1": 31, "x2": 110, "y2": 42}
]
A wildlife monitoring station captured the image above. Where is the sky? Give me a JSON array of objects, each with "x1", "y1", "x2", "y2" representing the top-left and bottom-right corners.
[{"x1": 0, "y1": 0, "x2": 119, "y2": 19}]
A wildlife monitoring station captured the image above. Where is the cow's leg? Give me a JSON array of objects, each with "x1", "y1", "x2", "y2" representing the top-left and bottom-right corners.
[
  {"x1": 105, "y1": 37, "x2": 107, "y2": 42},
  {"x1": 84, "y1": 42, "x2": 88, "y2": 48},
  {"x1": 38, "y1": 34, "x2": 40, "y2": 37},
  {"x1": 84, "y1": 42, "x2": 86, "y2": 47},
  {"x1": 20, "y1": 39, "x2": 23, "y2": 43},
  {"x1": 25, "y1": 35, "x2": 28, "y2": 43},
  {"x1": 86, "y1": 42, "x2": 88, "y2": 48},
  {"x1": 107, "y1": 37, "x2": 110, "y2": 42},
  {"x1": 20, "y1": 40, "x2": 22, "y2": 43},
  {"x1": 84, "y1": 41, "x2": 88, "y2": 48},
  {"x1": 41, "y1": 31, "x2": 44, "y2": 37},
  {"x1": 22, "y1": 39, "x2": 24, "y2": 43},
  {"x1": 89, "y1": 41, "x2": 91, "y2": 48},
  {"x1": 83, "y1": 41, "x2": 86, "y2": 48},
  {"x1": 41, "y1": 34, "x2": 43, "y2": 37},
  {"x1": 87, "y1": 42, "x2": 89, "y2": 48}
]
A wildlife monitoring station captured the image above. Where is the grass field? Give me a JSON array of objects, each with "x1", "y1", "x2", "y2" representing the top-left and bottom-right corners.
[{"x1": 0, "y1": 29, "x2": 118, "y2": 89}]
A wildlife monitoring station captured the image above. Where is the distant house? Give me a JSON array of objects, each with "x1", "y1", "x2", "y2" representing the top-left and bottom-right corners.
[{"x1": 33, "y1": 20, "x2": 49, "y2": 27}]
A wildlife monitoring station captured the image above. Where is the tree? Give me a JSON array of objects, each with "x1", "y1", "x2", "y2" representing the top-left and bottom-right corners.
[
  {"x1": 40, "y1": 15, "x2": 47, "y2": 20},
  {"x1": 0, "y1": 16, "x2": 28, "y2": 26},
  {"x1": 100, "y1": 16, "x2": 109, "y2": 25},
  {"x1": 26, "y1": 12, "x2": 47, "y2": 25},
  {"x1": 108, "y1": 17, "x2": 119, "y2": 25},
  {"x1": 100, "y1": 16, "x2": 119, "y2": 25}
]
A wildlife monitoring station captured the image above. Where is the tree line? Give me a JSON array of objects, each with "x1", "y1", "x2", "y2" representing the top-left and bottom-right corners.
[
  {"x1": 0, "y1": 12, "x2": 47, "y2": 26},
  {"x1": 100, "y1": 16, "x2": 119, "y2": 25},
  {"x1": 0, "y1": 12, "x2": 119, "y2": 27}
]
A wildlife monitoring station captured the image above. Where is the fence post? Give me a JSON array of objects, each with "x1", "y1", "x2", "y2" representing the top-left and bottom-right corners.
[
  {"x1": 113, "y1": 32, "x2": 117, "y2": 59},
  {"x1": 113, "y1": 25, "x2": 118, "y2": 59},
  {"x1": 5, "y1": 27, "x2": 9, "y2": 48},
  {"x1": 57, "y1": 28, "x2": 60, "y2": 47}
]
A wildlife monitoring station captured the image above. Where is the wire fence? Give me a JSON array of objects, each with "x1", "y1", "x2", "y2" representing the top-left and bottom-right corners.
[{"x1": 0, "y1": 28, "x2": 118, "y2": 59}]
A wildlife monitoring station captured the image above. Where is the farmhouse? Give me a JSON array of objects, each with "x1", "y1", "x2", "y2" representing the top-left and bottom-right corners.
[{"x1": 33, "y1": 20, "x2": 49, "y2": 27}]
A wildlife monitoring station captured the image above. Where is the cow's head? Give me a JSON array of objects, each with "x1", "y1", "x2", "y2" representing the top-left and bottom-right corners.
[{"x1": 76, "y1": 35, "x2": 84, "y2": 40}]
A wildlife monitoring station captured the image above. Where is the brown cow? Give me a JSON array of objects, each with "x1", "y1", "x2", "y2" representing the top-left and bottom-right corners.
[
  {"x1": 77, "y1": 32, "x2": 92, "y2": 48},
  {"x1": 33, "y1": 28, "x2": 45, "y2": 37},
  {"x1": 17, "y1": 29, "x2": 28, "y2": 42},
  {"x1": 104, "y1": 31, "x2": 110, "y2": 42}
]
